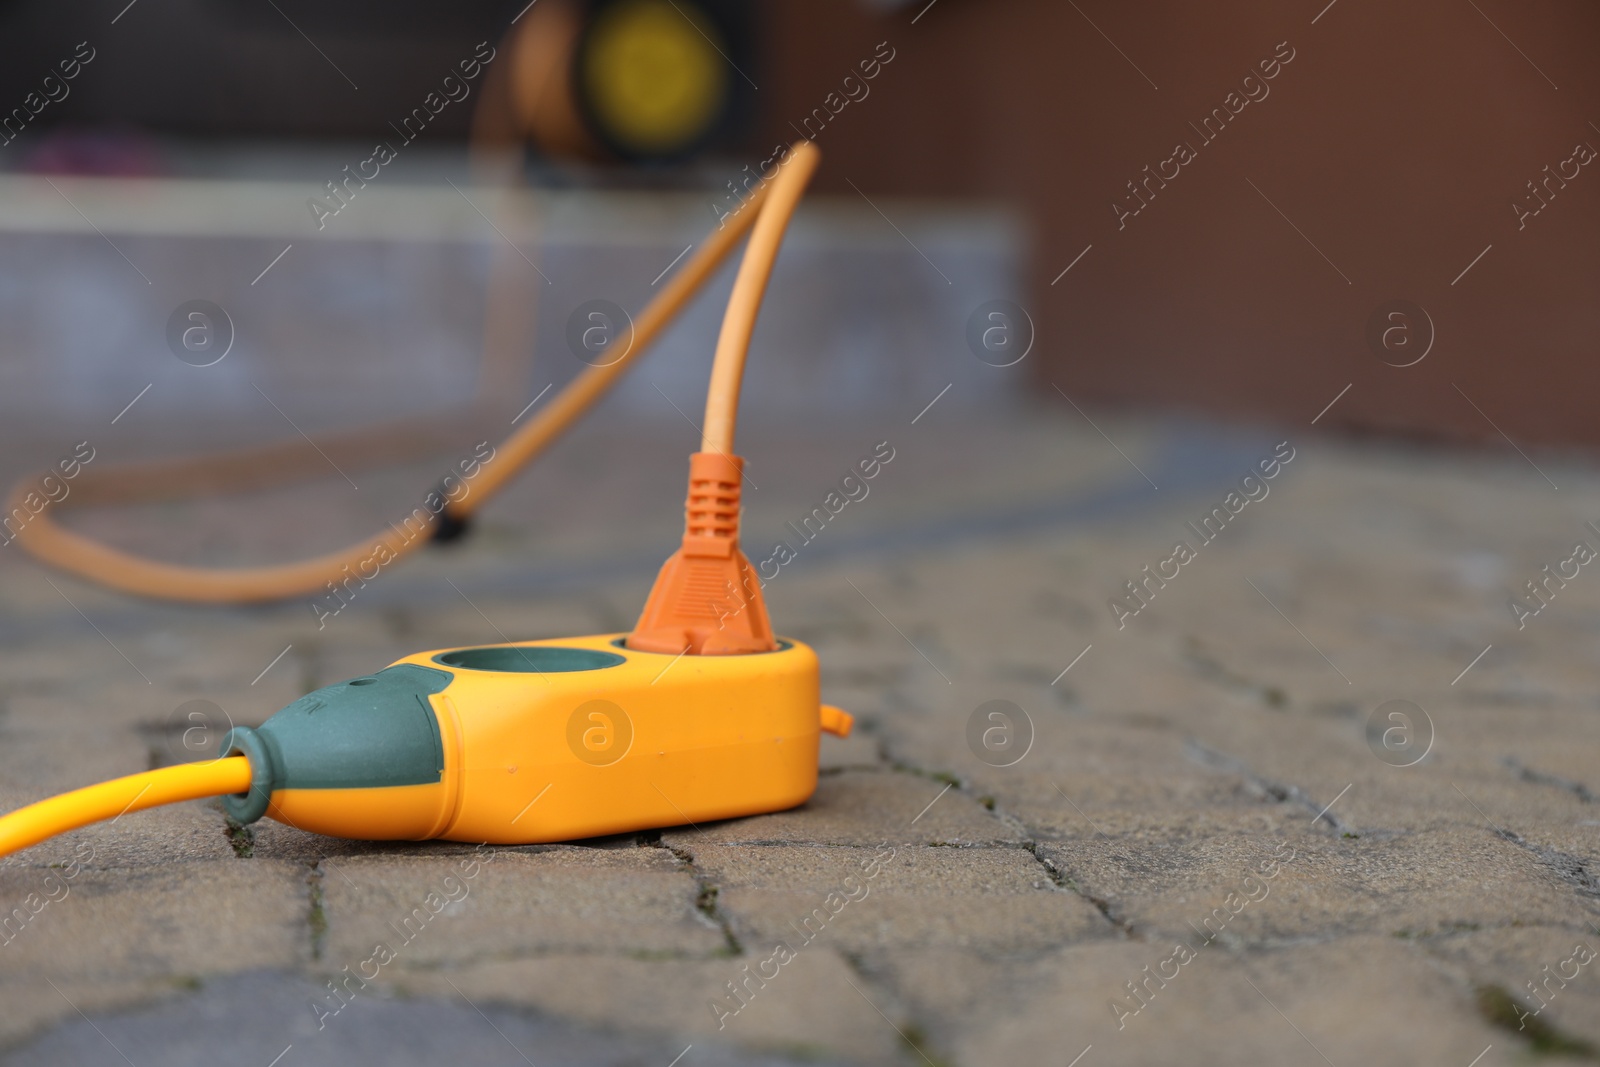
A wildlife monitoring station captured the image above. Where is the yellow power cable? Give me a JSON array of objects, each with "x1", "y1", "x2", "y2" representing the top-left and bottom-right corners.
[{"x1": 0, "y1": 758, "x2": 252, "y2": 860}]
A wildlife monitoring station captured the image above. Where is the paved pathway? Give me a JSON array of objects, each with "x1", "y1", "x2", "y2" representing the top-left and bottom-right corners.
[{"x1": 1, "y1": 413, "x2": 1596, "y2": 1065}]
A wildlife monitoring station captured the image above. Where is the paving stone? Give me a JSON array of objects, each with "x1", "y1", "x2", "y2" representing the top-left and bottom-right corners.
[
  {"x1": 1038, "y1": 823, "x2": 1596, "y2": 943},
  {"x1": 0, "y1": 969, "x2": 852, "y2": 1067},
  {"x1": 1422, "y1": 926, "x2": 1600, "y2": 1050},
  {"x1": 817, "y1": 729, "x2": 882, "y2": 772},
  {"x1": 319, "y1": 845, "x2": 726, "y2": 967},
  {"x1": 686, "y1": 843, "x2": 1110, "y2": 954},
  {"x1": 1514, "y1": 821, "x2": 1600, "y2": 890},
  {"x1": 1165, "y1": 700, "x2": 1600, "y2": 835},
  {"x1": 662, "y1": 769, "x2": 1018, "y2": 848},
  {"x1": 932, "y1": 935, "x2": 1514, "y2": 1067},
  {"x1": 0, "y1": 860, "x2": 307, "y2": 984},
  {"x1": 956, "y1": 722, "x2": 1283, "y2": 832},
  {"x1": 401, "y1": 948, "x2": 907, "y2": 1064},
  {"x1": 0, "y1": 730, "x2": 152, "y2": 806},
  {"x1": 0, "y1": 977, "x2": 182, "y2": 1051},
  {"x1": 4, "y1": 416, "x2": 1600, "y2": 1064}
]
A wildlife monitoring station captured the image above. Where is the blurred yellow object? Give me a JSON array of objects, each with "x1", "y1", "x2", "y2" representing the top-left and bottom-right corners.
[{"x1": 580, "y1": 0, "x2": 730, "y2": 155}]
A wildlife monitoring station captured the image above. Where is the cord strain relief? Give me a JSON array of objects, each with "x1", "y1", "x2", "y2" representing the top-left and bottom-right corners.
[
  {"x1": 218, "y1": 726, "x2": 278, "y2": 825},
  {"x1": 682, "y1": 451, "x2": 742, "y2": 557}
]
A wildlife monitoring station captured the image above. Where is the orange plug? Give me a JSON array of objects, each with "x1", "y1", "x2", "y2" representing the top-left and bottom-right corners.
[
  {"x1": 628, "y1": 451, "x2": 777, "y2": 655},
  {"x1": 628, "y1": 139, "x2": 819, "y2": 657}
]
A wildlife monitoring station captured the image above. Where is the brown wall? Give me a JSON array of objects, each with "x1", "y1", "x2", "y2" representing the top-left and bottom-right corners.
[{"x1": 763, "y1": 0, "x2": 1600, "y2": 446}]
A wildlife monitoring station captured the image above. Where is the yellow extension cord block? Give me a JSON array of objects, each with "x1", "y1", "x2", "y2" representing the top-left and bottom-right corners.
[{"x1": 220, "y1": 634, "x2": 850, "y2": 845}]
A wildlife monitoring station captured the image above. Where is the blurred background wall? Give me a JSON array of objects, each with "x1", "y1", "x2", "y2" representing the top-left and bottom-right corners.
[
  {"x1": 0, "y1": 0, "x2": 1595, "y2": 446},
  {"x1": 761, "y1": 0, "x2": 1600, "y2": 448}
]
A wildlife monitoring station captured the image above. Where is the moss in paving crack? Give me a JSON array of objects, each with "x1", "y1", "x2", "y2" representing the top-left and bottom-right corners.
[
  {"x1": 839, "y1": 954, "x2": 954, "y2": 1067},
  {"x1": 897, "y1": 1023, "x2": 957, "y2": 1067},
  {"x1": 696, "y1": 883, "x2": 721, "y2": 917},
  {"x1": 886, "y1": 760, "x2": 964, "y2": 790},
  {"x1": 1024, "y1": 844, "x2": 1069, "y2": 889},
  {"x1": 1397, "y1": 923, "x2": 1478, "y2": 940},
  {"x1": 627, "y1": 948, "x2": 693, "y2": 962},
  {"x1": 223, "y1": 817, "x2": 255, "y2": 858},
  {"x1": 1184, "y1": 641, "x2": 1291, "y2": 710},
  {"x1": 1505, "y1": 758, "x2": 1599, "y2": 804},
  {"x1": 1489, "y1": 828, "x2": 1600, "y2": 899},
  {"x1": 1476, "y1": 984, "x2": 1598, "y2": 1058},
  {"x1": 1025, "y1": 843, "x2": 1132, "y2": 935},
  {"x1": 767, "y1": 1042, "x2": 836, "y2": 1062},
  {"x1": 646, "y1": 838, "x2": 742, "y2": 956},
  {"x1": 692, "y1": 882, "x2": 740, "y2": 955},
  {"x1": 977, "y1": 795, "x2": 996, "y2": 811}
]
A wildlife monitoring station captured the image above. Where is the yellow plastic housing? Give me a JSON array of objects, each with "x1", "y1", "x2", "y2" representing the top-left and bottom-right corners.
[{"x1": 265, "y1": 633, "x2": 835, "y2": 843}]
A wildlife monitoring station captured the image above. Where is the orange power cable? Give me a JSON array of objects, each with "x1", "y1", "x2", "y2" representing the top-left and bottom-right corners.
[
  {"x1": 701, "y1": 140, "x2": 820, "y2": 457},
  {"x1": 3, "y1": 159, "x2": 791, "y2": 603}
]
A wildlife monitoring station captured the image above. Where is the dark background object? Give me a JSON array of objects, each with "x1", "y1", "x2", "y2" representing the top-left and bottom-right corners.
[
  {"x1": 0, "y1": 0, "x2": 751, "y2": 151},
  {"x1": 0, "y1": 0, "x2": 512, "y2": 139},
  {"x1": 4, "y1": 0, "x2": 1596, "y2": 446},
  {"x1": 569, "y1": 0, "x2": 754, "y2": 161}
]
